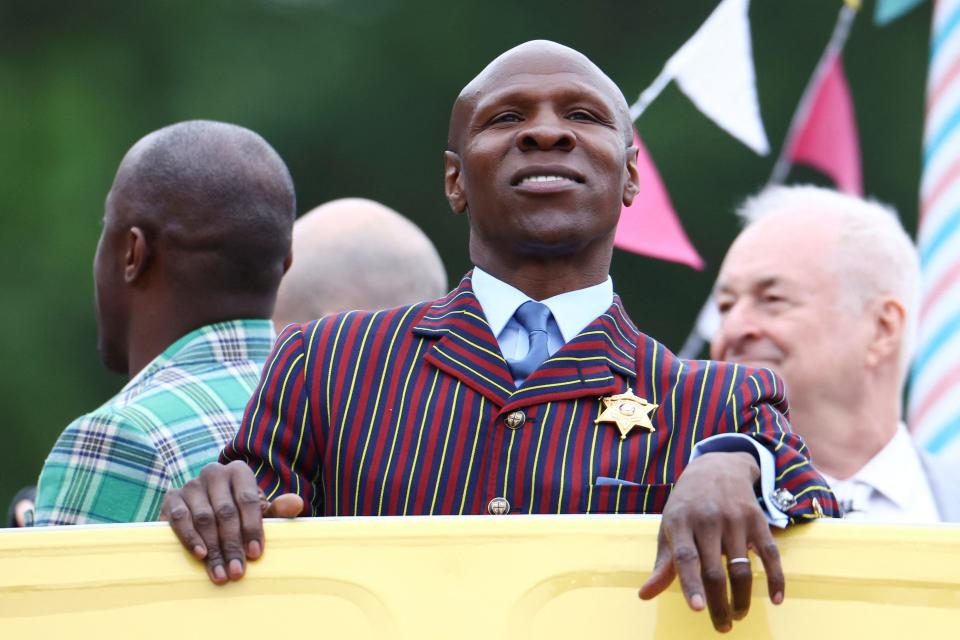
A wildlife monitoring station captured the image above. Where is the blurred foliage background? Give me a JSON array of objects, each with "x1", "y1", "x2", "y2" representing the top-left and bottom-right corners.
[{"x1": 0, "y1": 0, "x2": 932, "y2": 511}]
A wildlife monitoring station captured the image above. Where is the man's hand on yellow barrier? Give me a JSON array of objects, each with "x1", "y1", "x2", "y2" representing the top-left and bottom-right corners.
[
  {"x1": 160, "y1": 460, "x2": 303, "y2": 585},
  {"x1": 637, "y1": 452, "x2": 784, "y2": 633}
]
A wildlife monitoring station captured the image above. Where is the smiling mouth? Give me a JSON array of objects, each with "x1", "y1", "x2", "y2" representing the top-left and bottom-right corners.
[
  {"x1": 510, "y1": 166, "x2": 585, "y2": 187},
  {"x1": 511, "y1": 175, "x2": 586, "y2": 194},
  {"x1": 517, "y1": 175, "x2": 580, "y2": 186}
]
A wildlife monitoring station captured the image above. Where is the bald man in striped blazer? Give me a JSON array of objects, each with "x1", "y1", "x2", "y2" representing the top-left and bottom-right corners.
[{"x1": 164, "y1": 41, "x2": 838, "y2": 632}]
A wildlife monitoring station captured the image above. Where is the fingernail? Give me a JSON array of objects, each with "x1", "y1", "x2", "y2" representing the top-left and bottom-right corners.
[
  {"x1": 212, "y1": 565, "x2": 227, "y2": 582},
  {"x1": 719, "y1": 624, "x2": 731, "y2": 633},
  {"x1": 690, "y1": 594, "x2": 705, "y2": 610},
  {"x1": 247, "y1": 540, "x2": 261, "y2": 558},
  {"x1": 192, "y1": 545, "x2": 206, "y2": 559},
  {"x1": 228, "y1": 559, "x2": 244, "y2": 578},
  {"x1": 773, "y1": 591, "x2": 784, "y2": 605}
]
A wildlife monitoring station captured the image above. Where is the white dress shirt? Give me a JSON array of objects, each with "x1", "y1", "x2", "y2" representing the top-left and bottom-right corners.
[
  {"x1": 822, "y1": 424, "x2": 941, "y2": 523},
  {"x1": 471, "y1": 266, "x2": 613, "y2": 363},
  {"x1": 470, "y1": 267, "x2": 787, "y2": 526}
]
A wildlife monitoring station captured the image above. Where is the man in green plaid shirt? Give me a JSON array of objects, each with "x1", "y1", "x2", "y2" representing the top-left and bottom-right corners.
[
  {"x1": 34, "y1": 121, "x2": 295, "y2": 525},
  {"x1": 35, "y1": 320, "x2": 275, "y2": 524}
]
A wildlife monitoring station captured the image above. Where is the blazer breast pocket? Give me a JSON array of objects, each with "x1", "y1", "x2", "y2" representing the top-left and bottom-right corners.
[{"x1": 581, "y1": 481, "x2": 673, "y2": 514}]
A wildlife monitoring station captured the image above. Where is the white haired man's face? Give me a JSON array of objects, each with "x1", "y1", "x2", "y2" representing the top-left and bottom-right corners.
[{"x1": 709, "y1": 213, "x2": 874, "y2": 412}]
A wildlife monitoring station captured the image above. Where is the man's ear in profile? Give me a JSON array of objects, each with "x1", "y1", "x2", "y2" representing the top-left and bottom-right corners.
[
  {"x1": 443, "y1": 150, "x2": 468, "y2": 214},
  {"x1": 123, "y1": 226, "x2": 151, "y2": 285}
]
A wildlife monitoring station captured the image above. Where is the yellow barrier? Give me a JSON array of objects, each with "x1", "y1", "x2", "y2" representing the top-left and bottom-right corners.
[{"x1": 1, "y1": 516, "x2": 959, "y2": 638}]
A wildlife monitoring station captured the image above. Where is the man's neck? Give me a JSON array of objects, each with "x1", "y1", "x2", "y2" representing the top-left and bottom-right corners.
[
  {"x1": 126, "y1": 324, "x2": 189, "y2": 378},
  {"x1": 789, "y1": 388, "x2": 900, "y2": 481},
  {"x1": 126, "y1": 291, "x2": 275, "y2": 377}
]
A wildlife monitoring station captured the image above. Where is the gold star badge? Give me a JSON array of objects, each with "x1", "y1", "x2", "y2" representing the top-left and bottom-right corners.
[{"x1": 595, "y1": 387, "x2": 658, "y2": 439}]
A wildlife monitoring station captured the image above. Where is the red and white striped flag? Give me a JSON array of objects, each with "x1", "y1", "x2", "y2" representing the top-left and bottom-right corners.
[{"x1": 909, "y1": 0, "x2": 960, "y2": 456}]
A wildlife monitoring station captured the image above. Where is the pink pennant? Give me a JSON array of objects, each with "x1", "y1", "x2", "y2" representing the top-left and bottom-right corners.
[
  {"x1": 614, "y1": 132, "x2": 704, "y2": 270},
  {"x1": 788, "y1": 53, "x2": 862, "y2": 195}
]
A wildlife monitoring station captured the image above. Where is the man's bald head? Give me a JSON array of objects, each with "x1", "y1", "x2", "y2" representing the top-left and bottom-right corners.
[
  {"x1": 109, "y1": 120, "x2": 295, "y2": 297},
  {"x1": 272, "y1": 198, "x2": 447, "y2": 329},
  {"x1": 448, "y1": 40, "x2": 633, "y2": 152}
]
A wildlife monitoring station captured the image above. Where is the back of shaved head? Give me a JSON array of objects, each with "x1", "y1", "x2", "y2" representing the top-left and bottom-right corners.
[
  {"x1": 272, "y1": 198, "x2": 447, "y2": 328},
  {"x1": 110, "y1": 120, "x2": 295, "y2": 297},
  {"x1": 448, "y1": 39, "x2": 633, "y2": 150}
]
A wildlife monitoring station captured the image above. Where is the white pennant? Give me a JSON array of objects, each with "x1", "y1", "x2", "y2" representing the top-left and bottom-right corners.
[
  {"x1": 633, "y1": 0, "x2": 769, "y2": 155},
  {"x1": 668, "y1": 0, "x2": 769, "y2": 154}
]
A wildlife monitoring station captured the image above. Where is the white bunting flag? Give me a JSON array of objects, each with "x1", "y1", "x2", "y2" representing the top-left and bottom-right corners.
[{"x1": 632, "y1": 0, "x2": 769, "y2": 155}]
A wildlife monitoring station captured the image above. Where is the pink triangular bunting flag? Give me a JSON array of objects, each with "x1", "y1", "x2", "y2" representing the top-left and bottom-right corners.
[
  {"x1": 615, "y1": 131, "x2": 704, "y2": 269},
  {"x1": 788, "y1": 53, "x2": 863, "y2": 195}
]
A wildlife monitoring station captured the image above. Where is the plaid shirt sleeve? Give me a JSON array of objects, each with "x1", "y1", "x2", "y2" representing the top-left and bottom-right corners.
[{"x1": 34, "y1": 409, "x2": 172, "y2": 525}]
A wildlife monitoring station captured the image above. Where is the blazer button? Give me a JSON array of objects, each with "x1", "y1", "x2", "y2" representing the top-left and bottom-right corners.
[
  {"x1": 487, "y1": 497, "x2": 511, "y2": 515},
  {"x1": 504, "y1": 410, "x2": 526, "y2": 429}
]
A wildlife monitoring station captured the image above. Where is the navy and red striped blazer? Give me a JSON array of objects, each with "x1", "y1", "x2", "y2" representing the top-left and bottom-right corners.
[{"x1": 223, "y1": 273, "x2": 839, "y2": 521}]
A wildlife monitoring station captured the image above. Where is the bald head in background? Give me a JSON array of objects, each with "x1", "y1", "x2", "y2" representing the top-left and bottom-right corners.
[{"x1": 272, "y1": 198, "x2": 447, "y2": 329}]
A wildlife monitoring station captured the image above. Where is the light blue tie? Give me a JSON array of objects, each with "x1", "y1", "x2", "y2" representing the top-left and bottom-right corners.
[{"x1": 508, "y1": 300, "x2": 553, "y2": 384}]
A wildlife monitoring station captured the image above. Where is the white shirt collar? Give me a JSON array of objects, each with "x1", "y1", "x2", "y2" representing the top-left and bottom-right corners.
[{"x1": 471, "y1": 266, "x2": 614, "y2": 343}]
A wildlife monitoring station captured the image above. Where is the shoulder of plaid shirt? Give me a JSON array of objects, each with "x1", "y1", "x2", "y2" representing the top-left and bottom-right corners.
[
  {"x1": 224, "y1": 269, "x2": 839, "y2": 523},
  {"x1": 33, "y1": 319, "x2": 275, "y2": 526}
]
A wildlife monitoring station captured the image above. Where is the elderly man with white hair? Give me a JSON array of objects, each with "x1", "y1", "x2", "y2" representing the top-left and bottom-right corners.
[{"x1": 710, "y1": 185, "x2": 960, "y2": 522}]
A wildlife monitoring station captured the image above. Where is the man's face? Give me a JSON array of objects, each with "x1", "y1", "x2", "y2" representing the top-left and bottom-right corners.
[
  {"x1": 710, "y1": 214, "x2": 871, "y2": 409},
  {"x1": 446, "y1": 47, "x2": 637, "y2": 261},
  {"x1": 93, "y1": 190, "x2": 130, "y2": 374}
]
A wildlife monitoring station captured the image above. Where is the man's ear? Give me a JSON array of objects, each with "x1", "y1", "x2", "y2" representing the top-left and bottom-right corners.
[
  {"x1": 865, "y1": 296, "x2": 907, "y2": 368},
  {"x1": 622, "y1": 144, "x2": 640, "y2": 207},
  {"x1": 444, "y1": 151, "x2": 468, "y2": 214},
  {"x1": 123, "y1": 226, "x2": 150, "y2": 284}
]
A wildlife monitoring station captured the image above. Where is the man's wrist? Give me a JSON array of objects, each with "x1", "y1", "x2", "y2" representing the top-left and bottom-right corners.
[{"x1": 727, "y1": 450, "x2": 761, "y2": 483}]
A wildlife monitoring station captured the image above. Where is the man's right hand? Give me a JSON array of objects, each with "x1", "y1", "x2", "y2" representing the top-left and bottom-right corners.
[{"x1": 160, "y1": 460, "x2": 303, "y2": 585}]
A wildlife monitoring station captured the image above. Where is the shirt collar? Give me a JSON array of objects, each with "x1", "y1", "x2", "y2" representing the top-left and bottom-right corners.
[
  {"x1": 122, "y1": 319, "x2": 276, "y2": 392},
  {"x1": 823, "y1": 423, "x2": 929, "y2": 511},
  {"x1": 471, "y1": 266, "x2": 614, "y2": 343}
]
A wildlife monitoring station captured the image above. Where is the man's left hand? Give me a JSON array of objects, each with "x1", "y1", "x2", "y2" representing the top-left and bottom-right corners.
[{"x1": 638, "y1": 451, "x2": 784, "y2": 633}]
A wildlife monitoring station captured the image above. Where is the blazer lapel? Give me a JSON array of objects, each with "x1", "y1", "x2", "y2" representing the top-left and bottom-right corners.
[
  {"x1": 414, "y1": 278, "x2": 650, "y2": 412},
  {"x1": 413, "y1": 274, "x2": 515, "y2": 407}
]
